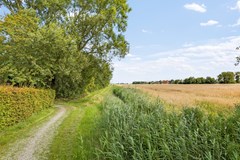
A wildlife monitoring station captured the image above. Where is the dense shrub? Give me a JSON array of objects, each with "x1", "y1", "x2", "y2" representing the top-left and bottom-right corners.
[{"x1": 0, "y1": 86, "x2": 55, "y2": 129}]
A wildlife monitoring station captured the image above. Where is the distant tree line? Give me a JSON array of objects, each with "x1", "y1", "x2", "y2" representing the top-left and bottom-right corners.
[{"x1": 132, "y1": 72, "x2": 240, "y2": 84}]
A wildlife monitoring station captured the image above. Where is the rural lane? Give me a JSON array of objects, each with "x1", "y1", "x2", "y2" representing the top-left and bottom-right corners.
[{"x1": 1, "y1": 105, "x2": 67, "y2": 160}]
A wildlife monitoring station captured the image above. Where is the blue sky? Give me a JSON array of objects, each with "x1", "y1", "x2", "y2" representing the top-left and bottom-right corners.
[
  {"x1": 1, "y1": 1, "x2": 240, "y2": 83},
  {"x1": 112, "y1": 0, "x2": 240, "y2": 83}
]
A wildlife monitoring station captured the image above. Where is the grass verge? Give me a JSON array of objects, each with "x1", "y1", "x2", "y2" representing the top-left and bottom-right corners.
[{"x1": 48, "y1": 87, "x2": 111, "y2": 160}]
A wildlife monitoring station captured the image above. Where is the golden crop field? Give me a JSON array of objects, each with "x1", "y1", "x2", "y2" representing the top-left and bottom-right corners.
[{"x1": 125, "y1": 84, "x2": 240, "y2": 112}]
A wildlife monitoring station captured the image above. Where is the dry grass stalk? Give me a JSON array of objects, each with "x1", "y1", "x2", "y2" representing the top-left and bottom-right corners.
[{"x1": 123, "y1": 84, "x2": 240, "y2": 111}]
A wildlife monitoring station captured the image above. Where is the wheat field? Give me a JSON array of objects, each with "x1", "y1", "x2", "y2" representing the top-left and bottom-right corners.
[{"x1": 124, "y1": 84, "x2": 240, "y2": 111}]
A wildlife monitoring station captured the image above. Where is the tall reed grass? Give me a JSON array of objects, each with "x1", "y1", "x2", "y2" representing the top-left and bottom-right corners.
[{"x1": 97, "y1": 87, "x2": 240, "y2": 160}]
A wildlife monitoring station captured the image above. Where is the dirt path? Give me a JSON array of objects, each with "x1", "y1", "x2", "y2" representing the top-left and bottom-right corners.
[{"x1": 2, "y1": 105, "x2": 67, "y2": 160}]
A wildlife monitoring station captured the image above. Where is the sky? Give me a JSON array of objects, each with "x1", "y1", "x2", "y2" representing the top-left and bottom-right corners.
[
  {"x1": 1, "y1": 1, "x2": 240, "y2": 83},
  {"x1": 112, "y1": 0, "x2": 240, "y2": 83}
]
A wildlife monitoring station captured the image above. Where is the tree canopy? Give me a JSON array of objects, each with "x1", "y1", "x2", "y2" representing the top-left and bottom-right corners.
[
  {"x1": 218, "y1": 72, "x2": 235, "y2": 84},
  {"x1": 0, "y1": 0, "x2": 131, "y2": 98}
]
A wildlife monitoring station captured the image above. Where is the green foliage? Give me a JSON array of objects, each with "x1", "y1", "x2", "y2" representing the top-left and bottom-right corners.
[
  {"x1": 183, "y1": 76, "x2": 217, "y2": 84},
  {"x1": 1, "y1": 0, "x2": 131, "y2": 98},
  {"x1": 0, "y1": 10, "x2": 84, "y2": 89},
  {"x1": 195, "y1": 77, "x2": 205, "y2": 84},
  {"x1": 235, "y1": 72, "x2": 240, "y2": 83},
  {"x1": 132, "y1": 75, "x2": 226, "y2": 85},
  {"x1": 205, "y1": 76, "x2": 217, "y2": 84},
  {"x1": 183, "y1": 76, "x2": 196, "y2": 84},
  {"x1": 97, "y1": 87, "x2": 240, "y2": 159},
  {"x1": 218, "y1": 72, "x2": 235, "y2": 84},
  {"x1": 4, "y1": 0, "x2": 131, "y2": 58},
  {"x1": 171, "y1": 79, "x2": 182, "y2": 84},
  {"x1": 0, "y1": 86, "x2": 55, "y2": 129},
  {"x1": 0, "y1": 10, "x2": 86, "y2": 97}
]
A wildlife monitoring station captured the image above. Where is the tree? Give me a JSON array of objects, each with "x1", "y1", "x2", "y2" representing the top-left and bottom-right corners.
[
  {"x1": 169, "y1": 79, "x2": 175, "y2": 84},
  {"x1": 0, "y1": 10, "x2": 89, "y2": 97},
  {"x1": 205, "y1": 77, "x2": 216, "y2": 84},
  {"x1": 2, "y1": 0, "x2": 70, "y2": 23},
  {"x1": 235, "y1": 72, "x2": 240, "y2": 83},
  {"x1": 0, "y1": 9, "x2": 42, "y2": 86},
  {"x1": 236, "y1": 46, "x2": 240, "y2": 66},
  {"x1": 218, "y1": 72, "x2": 235, "y2": 84},
  {"x1": 183, "y1": 77, "x2": 196, "y2": 84},
  {"x1": 2, "y1": 0, "x2": 131, "y2": 59},
  {"x1": 196, "y1": 77, "x2": 206, "y2": 84},
  {"x1": 1, "y1": 0, "x2": 131, "y2": 98},
  {"x1": 172, "y1": 79, "x2": 181, "y2": 84}
]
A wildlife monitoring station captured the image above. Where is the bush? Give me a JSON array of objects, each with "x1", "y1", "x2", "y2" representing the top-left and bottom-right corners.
[{"x1": 0, "y1": 86, "x2": 55, "y2": 129}]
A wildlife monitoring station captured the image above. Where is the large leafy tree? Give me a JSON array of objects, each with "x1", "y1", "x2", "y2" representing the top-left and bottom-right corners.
[
  {"x1": 2, "y1": 0, "x2": 130, "y2": 58},
  {"x1": 0, "y1": 9, "x2": 41, "y2": 86},
  {"x1": 217, "y1": 72, "x2": 235, "y2": 84},
  {"x1": 0, "y1": 0, "x2": 131, "y2": 97},
  {"x1": 0, "y1": 10, "x2": 88, "y2": 97}
]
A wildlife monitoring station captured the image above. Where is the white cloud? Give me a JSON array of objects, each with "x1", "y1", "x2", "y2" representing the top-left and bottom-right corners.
[
  {"x1": 131, "y1": 57, "x2": 142, "y2": 61},
  {"x1": 126, "y1": 54, "x2": 142, "y2": 61},
  {"x1": 200, "y1": 20, "x2": 219, "y2": 26},
  {"x1": 184, "y1": 3, "x2": 207, "y2": 13},
  {"x1": 141, "y1": 29, "x2": 152, "y2": 34},
  {"x1": 231, "y1": 1, "x2": 240, "y2": 11},
  {"x1": 183, "y1": 43, "x2": 194, "y2": 48},
  {"x1": 126, "y1": 54, "x2": 134, "y2": 57},
  {"x1": 112, "y1": 36, "x2": 240, "y2": 83},
  {"x1": 230, "y1": 18, "x2": 240, "y2": 27}
]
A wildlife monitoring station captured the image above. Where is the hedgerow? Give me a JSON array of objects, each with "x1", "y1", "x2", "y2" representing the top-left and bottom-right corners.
[{"x1": 0, "y1": 86, "x2": 55, "y2": 129}]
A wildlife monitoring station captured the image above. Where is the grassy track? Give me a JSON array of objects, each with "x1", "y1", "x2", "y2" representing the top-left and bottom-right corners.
[
  {"x1": 0, "y1": 87, "x2": 111, "y2": 160},
  {"x1": 48, "y1": 87, "x2": 111, "y2": 160},
  {"x1": 0, "y1": 107, "x2": 57, "y2": 158}
]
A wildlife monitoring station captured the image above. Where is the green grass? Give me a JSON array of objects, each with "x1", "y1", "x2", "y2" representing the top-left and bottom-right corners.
[
  {"x1": 0, "y1": 107, "x2": 56, "y2": 157},
  {"x1": 0, "y1": 86, "x2": 112, "y2": 159},
  {"x1": 48, "y1": 87, "x2": 111, "y2": 160},
  {"x1": 2, "y1": 86, "x2": 238, "y2": 160},
  {"x1": 195, "y1": 101, "x2": 233, "y2": 116},
  {"x1": 97, "y1": 87, "x2": 240, "y2": 160},
  {"x1": 0, "y1": 86, "x2": 112, "y2": 160}
]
